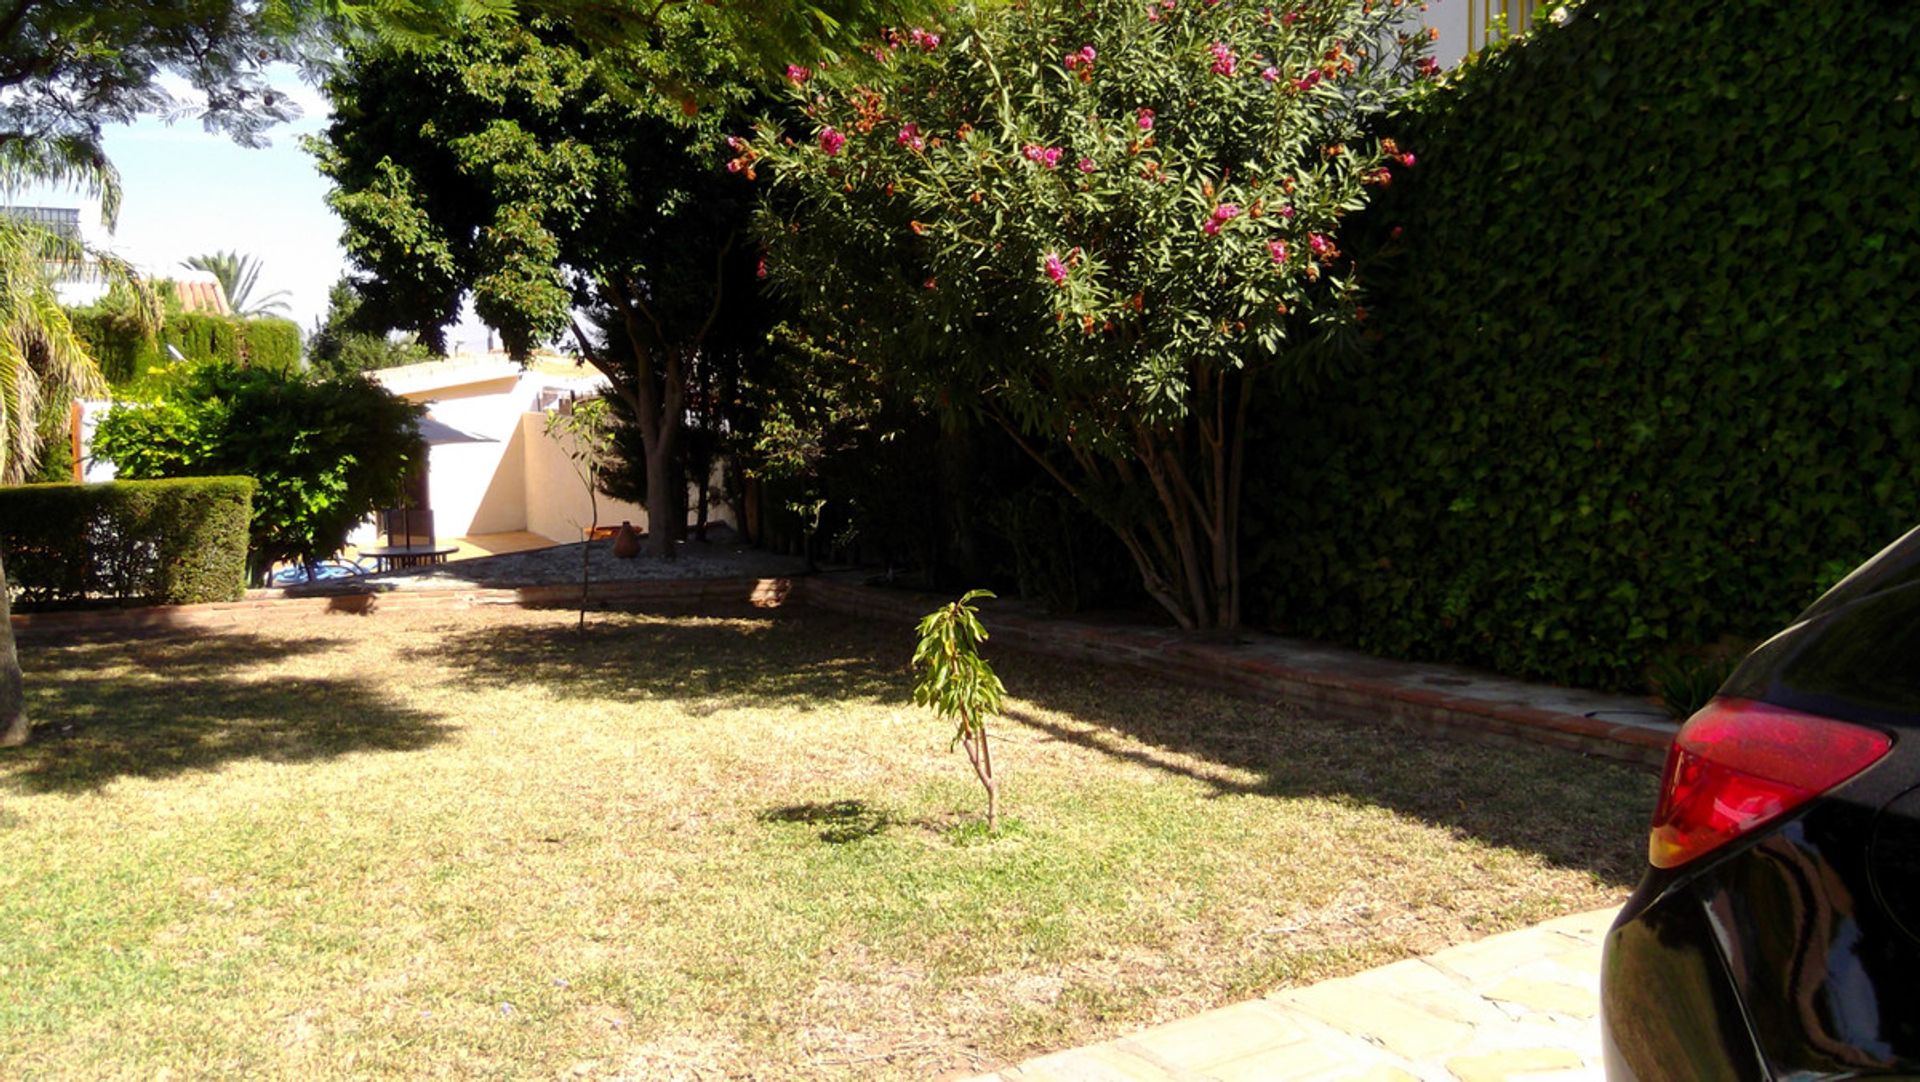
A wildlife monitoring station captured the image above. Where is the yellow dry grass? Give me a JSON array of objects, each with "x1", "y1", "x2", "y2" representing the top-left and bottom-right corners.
[{"x1": 0, "y1": 605, "x2": 1654, "y2": 1078}]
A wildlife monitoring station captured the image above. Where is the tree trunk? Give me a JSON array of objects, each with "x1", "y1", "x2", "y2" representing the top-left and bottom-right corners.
[
  {"x1": 644, "y1": 432, "x2": 677, "y2": 560},
  {"x1": 693, "y1": 460, "x2": 711, "y2": 541},
  {"x1": 1, "y1": 547, "x2": 28, "y2": 748}
]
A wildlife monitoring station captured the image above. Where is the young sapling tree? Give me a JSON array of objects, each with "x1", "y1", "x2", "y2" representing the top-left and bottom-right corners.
[
  {"x1": 545, "y1": 395, "x2": 615, "y2": 633},
  {"x1": 911, "y1": 589, "x2": 1007, "y2": 829}
]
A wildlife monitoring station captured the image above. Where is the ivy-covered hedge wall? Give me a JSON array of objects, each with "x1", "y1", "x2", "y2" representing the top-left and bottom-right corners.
[
  {"x1": 0, "y1": 477, "x2": 255, "y2": 609},
  {"x1": 1243, "y1": 0, "x2": 1920, "y2": 691},
  {"x1": 68, "y1": 309, "x2": 302, "y2": 389}
]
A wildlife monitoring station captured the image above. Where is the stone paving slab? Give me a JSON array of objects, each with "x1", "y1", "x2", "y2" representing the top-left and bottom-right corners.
[{"x1": 970, "y1": 907, "x2": 1618, "y2": 1082}]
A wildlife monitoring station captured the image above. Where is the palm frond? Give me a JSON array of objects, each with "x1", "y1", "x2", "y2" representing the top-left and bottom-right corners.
[
  {"x1": 0, "y1": 134, "x2": 124, "y2": 229},
  {"x1": 182, "y1": 249, "x2": 288, "y2": 316},
  {"x1": 0, "y1": 218, "x2": 108, "y2": 483}
]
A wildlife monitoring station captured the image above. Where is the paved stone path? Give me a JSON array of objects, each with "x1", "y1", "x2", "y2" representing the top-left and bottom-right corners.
[{"x1": 969, "y1": 908, "x2": 1616, "y2": 1082}]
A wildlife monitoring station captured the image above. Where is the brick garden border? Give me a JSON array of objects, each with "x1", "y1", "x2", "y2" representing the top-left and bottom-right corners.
[{"x1": 10, "y1": 573, "x2": 1669, "y2": 768}]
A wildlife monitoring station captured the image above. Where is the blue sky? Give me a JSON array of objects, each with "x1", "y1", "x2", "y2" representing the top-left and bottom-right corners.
[{"x1": 13, "y1": 71, "x2": 490, "y2": 350}]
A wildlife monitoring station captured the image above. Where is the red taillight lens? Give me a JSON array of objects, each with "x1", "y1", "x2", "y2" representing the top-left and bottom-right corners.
[{"x1": 1648, "y1": 697, "x2": 1892, "y2": 869}]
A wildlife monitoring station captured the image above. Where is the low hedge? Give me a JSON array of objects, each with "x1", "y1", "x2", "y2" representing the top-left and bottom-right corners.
[
  {"x1": 1242, "y1": 0, "x2": 1920, "y2": 691},
  {"x1": 0, "y1": 477, "x2": 255, "y2": 609}
]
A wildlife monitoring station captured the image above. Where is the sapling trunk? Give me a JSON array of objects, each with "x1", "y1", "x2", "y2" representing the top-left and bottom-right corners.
[{"x1": 579, "y1": 472, "x2": 596, "y2": 635}]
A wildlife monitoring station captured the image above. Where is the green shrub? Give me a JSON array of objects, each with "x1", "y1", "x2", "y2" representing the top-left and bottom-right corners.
[
  {"x1": 0, "y1": 477, "x2": 255, "y2": 608},
  {"x1": 237, "y1": 317, "x2": 301, "y2": 373},
  {"x1": 68, "y1": 301, "x2": 302, "y2": 389},
  {"x1": 1649, "y1": 653, "x2": 1740, "y2": 721},
  {"x1": 93, "y1": 363, "x2": 424, "y2": 583},
  {"x1": 1241, "y1": 0, "x2": 1920, "y2": 690}
]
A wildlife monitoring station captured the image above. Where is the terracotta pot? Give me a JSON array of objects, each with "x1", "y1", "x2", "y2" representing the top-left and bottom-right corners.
[{"x1": 611, "y1": 521, "x2": 642, "y2": 559}]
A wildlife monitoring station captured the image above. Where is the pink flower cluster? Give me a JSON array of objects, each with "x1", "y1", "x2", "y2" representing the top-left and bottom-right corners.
[
  {"x1": 1136, "y1": 108, "x2": 1155, "y2": 131},
  {"x1": 897, "y1": 123, "x2": 926, "y2": 152},
  {"x1": 818, "y1": 127, "x2": 847, "y2": 155},
  {"x1": 1077, "y1": 157, "x2": 1096, "y2": 174},
  {"x1": 1203, "y1": 203, "x2": 1241, "y2": 235},
  {"x1": 1261, "y1": 66, "x2": 1279, "y2": 82},
  {"x1": 1308, "y1": 233, "x2": 1331, "y2": 255},
  {"x1": 1044, "y1": 252, "x2": 1069, "y2": 285},
  {"x1": 1282, "y1": 8, "x2": 1301, "y2": 24},
  {"x1": 1296, "y1": 69, "x2": 1322, "y2": 91},
  {"x1": 724, "y1": 134, "x2": 754, "y2": 174},
  {"x1": 1063, "y1": 45, "x2": 1097, "y2": 72},
  {"x1": 1267, "y1": 240, "x2": 1288, "y2": 266},
  {"x1": 785, "y1": 64, "x2": 812, "y2": 84},
  {"x1": 908, "y1": 27, "x2": 941, "y2": 51},
  {"x1": 1147, "y1": 0, "x2": 1175, "y2": 21},
  {"x1": 1022, "y1": 144, "x2": 1064, "y2": 169},
  {"x1": 1208, "y1": 41, "x2": 1237, "y2": 77}
]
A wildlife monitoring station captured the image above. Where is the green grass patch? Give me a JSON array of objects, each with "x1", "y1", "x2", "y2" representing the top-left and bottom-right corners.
[{"x1": 0, "y1": 607, "x2": 1654, "y2": 1077}]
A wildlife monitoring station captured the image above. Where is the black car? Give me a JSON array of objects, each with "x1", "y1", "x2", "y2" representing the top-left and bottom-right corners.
[{"x1": 1601, "y1": 524, "x2": 1920, "y2": 1079}]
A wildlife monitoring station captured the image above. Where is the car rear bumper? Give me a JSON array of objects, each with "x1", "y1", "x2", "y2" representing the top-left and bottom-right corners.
[
  {"x1": 1601, "y1": 876, "x2": 1766, "y2": 1082},
  {"x1": 1602, "y1": 814, "x2": 1920, "y2": 1080}
]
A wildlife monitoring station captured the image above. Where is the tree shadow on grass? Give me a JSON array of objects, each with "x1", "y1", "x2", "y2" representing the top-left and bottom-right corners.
[
  {"x1": 993, "y1": 645, "x2": 1656, "y2": 888},
  {"x1": 758, "y1": 799, "x2": 895, "y2": 844},
  {"x1": 410, "y1": 608, "x2": 909, "y2": 715},
  {"x1": 4, "y1": 630, "x2": 457, "y2": 795},
  {"x1": 412, "y1": 606, "x2": 1648, "y2": 886}
]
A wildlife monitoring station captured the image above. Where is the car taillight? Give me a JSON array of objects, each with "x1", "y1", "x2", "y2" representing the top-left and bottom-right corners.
[{"x1": 1648, "y1": 697, "x2": 1892, "y2": 869}]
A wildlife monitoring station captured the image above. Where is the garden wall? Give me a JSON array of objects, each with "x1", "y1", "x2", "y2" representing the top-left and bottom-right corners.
[{"x1": 1242, "y1": 0, "x2": 1920, "y2": 690}]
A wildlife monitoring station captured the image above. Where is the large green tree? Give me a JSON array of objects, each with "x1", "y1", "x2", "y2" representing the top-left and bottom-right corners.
[
  {"x1": 312, "y1": 23, "x2": 768, "y2": 557},
  {"x1": 751, "y1": 0, "x2": 1433, "y2": 629}
]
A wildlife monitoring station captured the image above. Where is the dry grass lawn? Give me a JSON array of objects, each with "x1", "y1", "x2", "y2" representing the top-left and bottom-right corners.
[{"x1": 0, "y1": 605, "x2": 1655, "y2": 1078}]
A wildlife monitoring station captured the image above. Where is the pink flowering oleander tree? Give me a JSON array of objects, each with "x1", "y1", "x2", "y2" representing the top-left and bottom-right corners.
[{"x1": 747, "y1": 0, "x2": 1435, "y2": 631}]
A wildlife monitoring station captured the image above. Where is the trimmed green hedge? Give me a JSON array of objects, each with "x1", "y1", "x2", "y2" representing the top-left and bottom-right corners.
[
  {"x1": 1243, "y1": 0, "x2": 1920, "y2": 691},
  {"x1": 68, "y1": 310, "x2": 302, "y2": 389},
  {"x1": 0, "y1": 477, "x2": 255, "y2": 609}
]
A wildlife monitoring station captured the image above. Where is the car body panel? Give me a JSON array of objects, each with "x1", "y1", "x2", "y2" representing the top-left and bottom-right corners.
[{"x1": 1604, "y1": 526, "x2": 1920, "y2": 1079}]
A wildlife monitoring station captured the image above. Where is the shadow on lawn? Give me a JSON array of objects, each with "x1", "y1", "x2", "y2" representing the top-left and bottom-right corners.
[
  {"x1": 419, "y1": 606, "x2": 1649, "y2": 885},
  {"x1": 758, "y1": 799, "x2": 895, "y2": 844},
  {"x1": 412, "y1": 608, "x2": 908, "y2": 714},
  {"x1": 4, "y1": 630, "x2": 455, "y2": 795},
  {"x1": 993, "y1": 648, "x2": 1655, "y2": 888}
]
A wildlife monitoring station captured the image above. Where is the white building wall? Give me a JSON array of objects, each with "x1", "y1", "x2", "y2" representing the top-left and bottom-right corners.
[
  {"x1": 523, "y1": 412, "x2": 646, "y2": 542},
  {"x1": 1421, "y1": 0, "x2": 1537, "y2": 69}
]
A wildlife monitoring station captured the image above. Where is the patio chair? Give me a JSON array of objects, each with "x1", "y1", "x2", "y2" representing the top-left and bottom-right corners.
[
  {"x1": 367, "y1": 507, "x2": 455, "y2": 570},
  {"x1": 379, "y1": 507, "x2": 437, "y2": 548}
]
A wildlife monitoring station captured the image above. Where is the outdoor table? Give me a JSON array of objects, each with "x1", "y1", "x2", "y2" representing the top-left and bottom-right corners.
[{"x1": 359, "y1": 544, "x2": 458, "y2": 571}]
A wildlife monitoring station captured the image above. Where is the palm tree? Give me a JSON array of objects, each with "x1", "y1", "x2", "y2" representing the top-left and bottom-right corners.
[
  {"x1": 1, "y1": 136, "x2": 157, "y2": 746},
  {"x1": 181, "y1": 249, "x2": 292, "y2": 317}
]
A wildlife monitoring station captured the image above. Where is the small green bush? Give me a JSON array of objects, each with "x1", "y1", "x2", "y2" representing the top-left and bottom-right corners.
[
  {"x1": 0, "y1": 477, "x2": 255, "y2": 608},
  {"x1": 1649, "y1": 653, "x2": 1741, "y2": 721}
]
